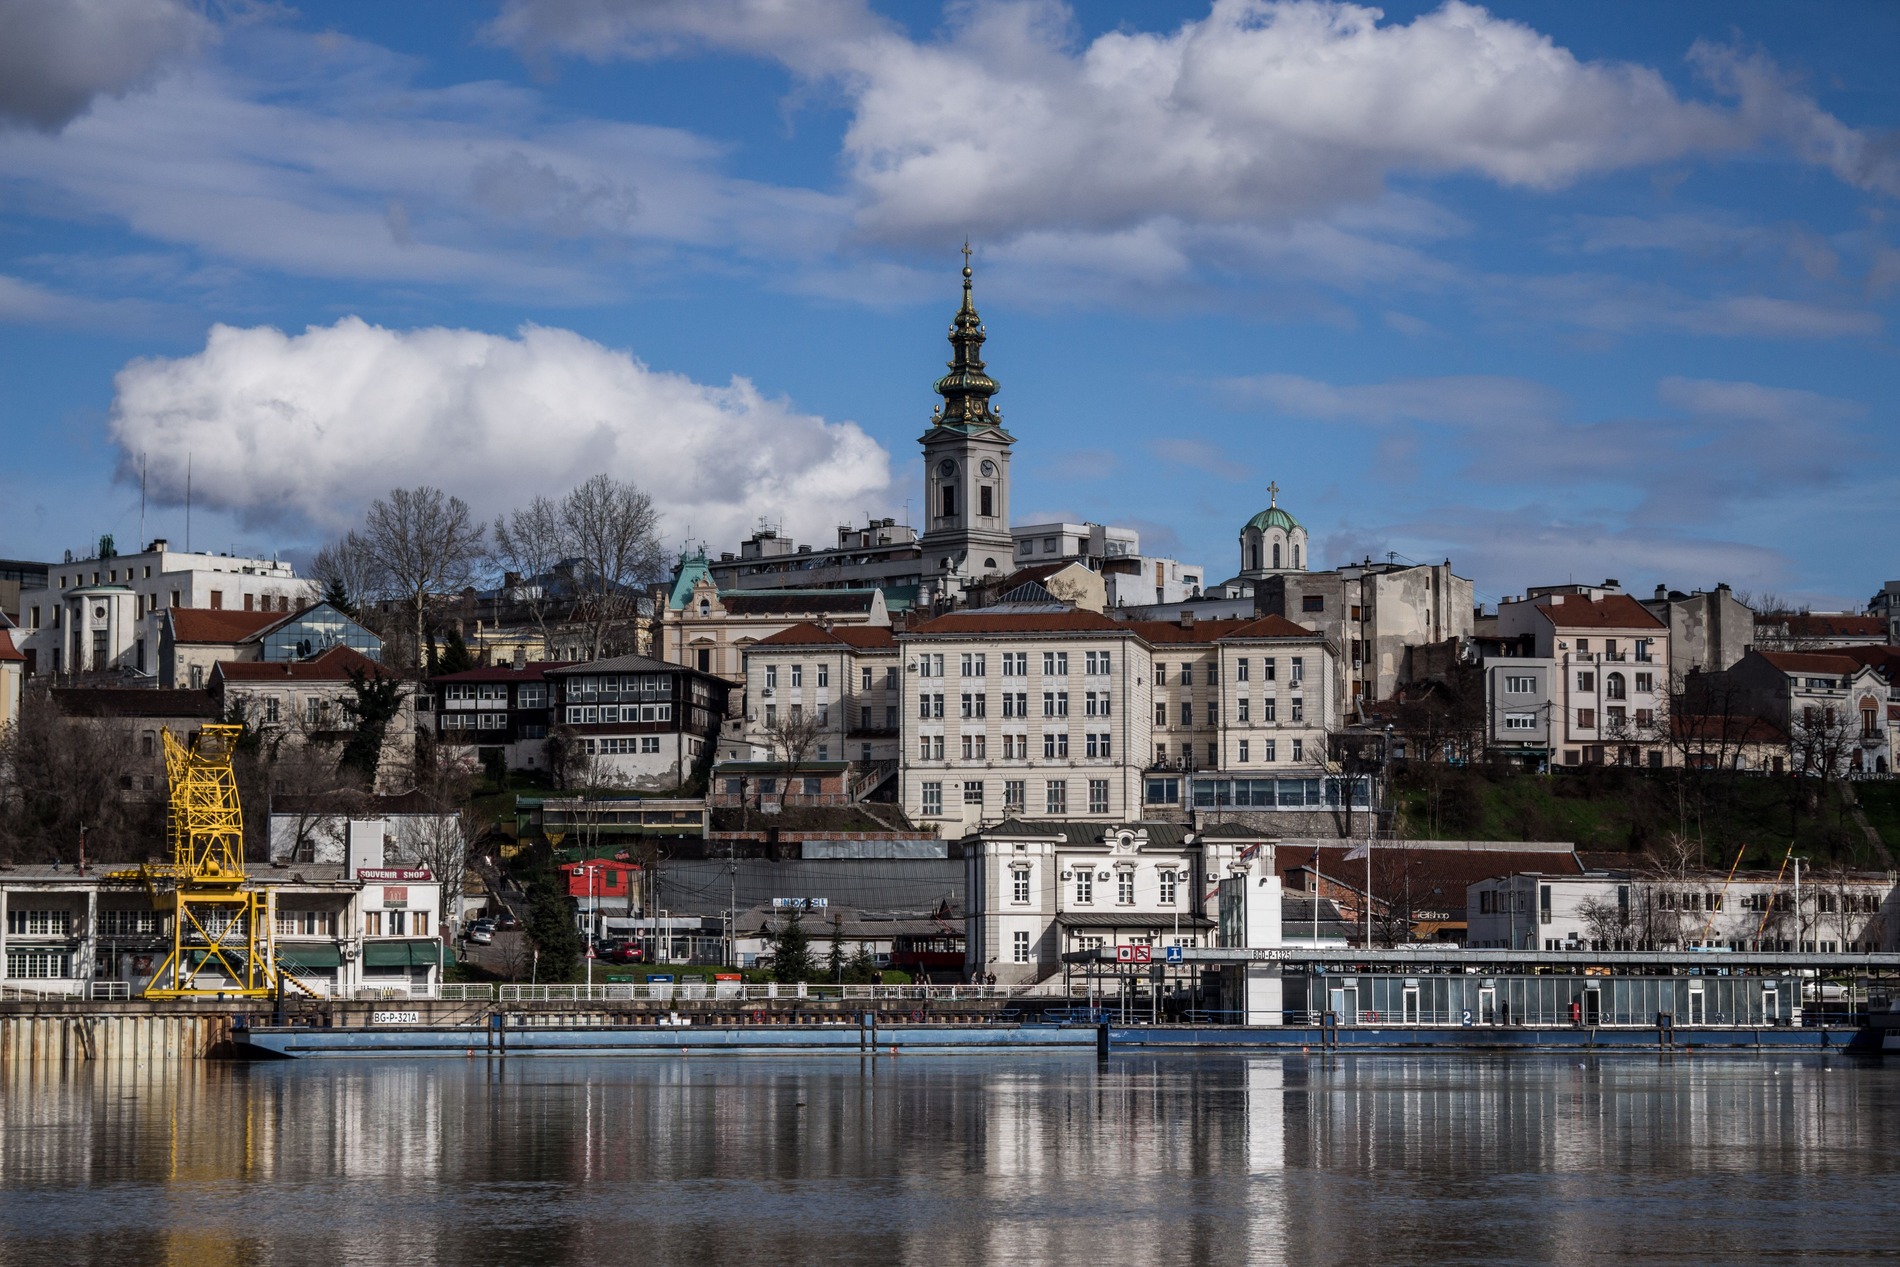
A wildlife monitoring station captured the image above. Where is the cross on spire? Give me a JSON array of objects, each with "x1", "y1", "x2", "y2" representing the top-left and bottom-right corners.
[
  {"x1": 961, "y1": 240, "x2": 972, "y2": 273},
  {"x1": 1267, "y1": 480, "x2": 1280, "y2": 507}
]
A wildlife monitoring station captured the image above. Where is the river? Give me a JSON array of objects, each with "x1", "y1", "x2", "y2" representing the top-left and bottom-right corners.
[{"x1": 3, "y1": 1052, "x2": 1897, "y2": 1265}]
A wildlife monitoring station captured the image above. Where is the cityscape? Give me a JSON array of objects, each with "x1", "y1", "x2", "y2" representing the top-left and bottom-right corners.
[{"x1": 1, "y1": 1, "x2": 1897, "y2": 1263}]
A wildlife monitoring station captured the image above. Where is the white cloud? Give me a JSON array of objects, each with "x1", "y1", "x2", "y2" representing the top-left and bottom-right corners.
[
  {"x1": 106, "y1": 318, "x2": 896, "y2": 549},
  {"x1": 0, "y1": 0, "x2": 205, "y2": 131}
]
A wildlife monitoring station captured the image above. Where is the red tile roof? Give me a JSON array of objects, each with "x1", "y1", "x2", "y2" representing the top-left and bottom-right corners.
[
  {"x1": 1671, "y1": 714, "x2": 1789, "y2": 745},
  {"x1": 907, "y1": 609, "x2": 1128, "y2": 635},
  {"x1": 754, "y1": 622, "x2": 898, "y2": 649},
  {"x1": 1755, "y1": 651, "x2": 1865, "y2": 676},
  {"x1": 1124, "y1": 615, "x2": 1317, "y2": 644},
  {"x1": 214, "y1": 645, "x2": 390, "y2": 682},
  {"x1": 168, "y1": 607, "x2": 290, "y2": 644},
  {"x1": 0, "y1": 629, "x2": 22, "y2": 663},
  {"x1": 1758, "y1": 613, "x2": 1886, "y2": 639},
  {"x1": 1535, "y1": 594, "x2": 1666, "y2": 631}
]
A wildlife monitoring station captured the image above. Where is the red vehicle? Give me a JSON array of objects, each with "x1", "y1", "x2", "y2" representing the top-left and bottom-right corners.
[{"x1": 598, "y1": 940, "x2": 646, "y2": 964}]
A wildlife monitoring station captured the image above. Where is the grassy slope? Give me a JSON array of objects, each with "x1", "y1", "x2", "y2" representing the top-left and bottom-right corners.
[{"x1": 1396, "y1": 768, "x2": 1895, "y2": 869}]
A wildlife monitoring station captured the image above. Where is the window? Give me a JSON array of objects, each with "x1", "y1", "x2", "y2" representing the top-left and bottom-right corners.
[
  {"x1": 1238, "y1": 698, "x2": 1250, "y2": 723},
  {"x1": 1605, "y1": 673, "x2": 1626, "y2": 700},
  {"x1": 921, "y1": 782, "x2": 943, "y2": 815},
  {"x1": 1504, "y1": 713, "x2": 1537, "y2": 731},
  {"x1": 1265, "y1": 740, "x2": 1277, "y2": 761},
  {"x1": 1073, "y1": 866, "x2": 1091, "y2": 903},
  {"x1": 1085, "y1": 731, "x2": 1111, "y2": 758},
  {"x1": 764, "y1": 665, "x2": 778, "y2": 689},
  {"x1": 1236, "y1": 658, "x2": 1250, "y2": 682},
  {"x1": 1238, "y1": 740, "x2": 1250, "y2": 762},
  {"x1": 364, "y1": 910, "x2": 383, "y2": 937},
  {"x1": 961, "y1": 653, "x2": 986, "y2": 677},
  {"x1": 1155, "y1": 702, "x2": 1167, "y2": 726},
  {"x1": 1155, "y1": 664, "x2": 1167, "y2": 686},
  {"x1": 1264, "y1": 659, "x2": 1276, "y2": 681},
  {"x1": 1290, "y1": 698, "x2": 1303, "y2": 722},
  {"x1": 1042, "y1": 652, "x2": 1068, "y2": 676},
  {"x1": 919, "y1": 693, "x2": 944, "y2": 719},
  {"x1": 1264, "y1": 698, "x2": 1276, "y2": 722},
  {"x1": 980, "y1": 485, "x2": 994, "y2": 517},
  {"x1": 1003, "y1": 652, "x2": 1027, "y2": 676},
  {"x1": 1635, "y1": 673, "x2": 1653, "y2": 693},
  {"x1": 1042, "y1": 537, "x2": 1057, "y2": 553},
  {"x1": 1302, "y1": 595, "x2": 1325, "y2": 612},
  {"x1": 1012, "y1": 870, "x2": 1031, "y2": 904},
  {"x1": 1042, "y1": 692, "x2": 1068, "y2": 717},
  {"x1": 6, "y1": 950, "x2": 72, "y2": 979},
  {"x1": 264, "y1": 696, "x2": 280, "y2": 724},
  {"x1": 964, "y1": 780, "x2": 985, "y2": 805},
  {"x1": 1159, "y1": 871, "x2": 1178, "y2": 905},
  {"x1": 1085, "y1": 651, "x2": 1112, "y2": 675},
  {"x1": 961, "y1": 733, "x2": 987, "y2": 759},
  {"x1": 1290, "y1": 657, "x2": 1304, "y2": 684},
  {"x1": 1004, "y1": 780, "x2": 1026, "y2": 812},
  {"x1": 1012, "y1": 930, "x2": 1030, "y2": 963},
  {"x1": 886, "y1": 667, "x2": 899, "y2": 689},
  {"x1": 1042, "y1": 731, "x2": 1069, "y2": 758},
  {"x1": 1291, "y1": 739, "x2": 1303, "y2": 761},
  {"x1": 789, "y1": 664, "x2": 803, "y2": 688},
  {"x1": 209, "y1": 590, "x2": 223, "y2": 610},
  {"x1": 1181, "y1": 702, "x2": 1194, "y2": 727},
  {"x1": 1091, "y1": 780, "x2": 1110, "y2": 815},
  {"x1": 1577, "y1": 708, "x2": 1597, "y2": 729},
  {"x1": 6, "y1": 910, "x2": 73, "y2": 935},
  {"x1": 920, "y1": 654, "x2": 944, "y2": 677},
  {"x1": 1046, "y1": 780, "x2": 1068, "y2": 815},
  {"x1": 940, "y1": 483, "x2": 957, "y2": 517},
  {"x1": 1577, "y1": 671, "x2": 1595, "y2": 692},
  {"x1": 1208, "y1": 743, "x2": 1217, "y2": 765},
  {"x1": 1505, "y1": 675, "x2": 1536, "y2": 694},
  {"x1": 861, "y1": 667, "x2": 874, "y2": 691},
  {"x1": 1117, "y1": 871, "x2": 1135, "y2": 904},
  {"x1": 642, "y1": 736, "x2": 661, "y2": 753},
  {"x1": 1179, "y1": 663, "x2": 1194, "y2": 686},
  {"x1": 1145, "y1": 777, "x2": 1180, "y2": 804},
  {"x1": 816, "y1": 664, "x2": 829, "y2": 688}
]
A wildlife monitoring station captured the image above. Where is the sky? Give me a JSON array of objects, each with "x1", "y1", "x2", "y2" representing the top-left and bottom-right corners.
[{"x1": 0, "y1": 0, "x2": 1895, "y2": 611}]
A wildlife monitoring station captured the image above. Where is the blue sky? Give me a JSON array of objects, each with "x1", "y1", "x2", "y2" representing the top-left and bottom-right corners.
[{"x1": 0, "y1": 0, "x2": 1895, "y2": 609}]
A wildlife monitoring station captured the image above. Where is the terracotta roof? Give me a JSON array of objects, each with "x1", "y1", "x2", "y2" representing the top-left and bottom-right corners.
[
  {"x1": 1671, "y1": 714, "x2": 1789, "y2": 745},
  {"x1": 431, "y1": 661, "x2": 572, "y2": 683},
  {"x1": 1123, "y1": 615, "x2": 1317, "y2": 644},
  {"x1": 214, "y1": 645, "x2": 390, "y2": 682},
  {"x1": 1758, "y1": 613, "x2": 1886, "y2": 639},
  {"x1": 753, "y1": 622, "x2": 898, "y2": 649},
  {"x1": 1840, "y1": 646, "x2": 1900, "y2": 676},
  {"x1": 1755, "y1": 650, "x2": 1865, "y2": 676},
  {"x1": 1535, "y1": 594, "x2": 1666, "y2": 631},
  {"x1": 1001, "y1": 562, "x2": 1077, "y2": 588},
  {"x1": 1280, "y1": 844, "x2": 1585, "y2": 909},
  {"x1": 167, "y1": 607, "x2": 290, "y2": 644},
  {"x1": 721, "y1": 591, "x2": 877, "y2": 616},
  {"x1": 907, "y1": 609, "x2": 1128, "y2": 636},
  {"x1": 0, "y1": 629, "x2": 22, "y2": 663},
  {"x1": 51, "y1": 687, "x2": 220, "y2": 719},
  {"x1": 546, "y1": 653, "x2": 688, "y2": 677}
]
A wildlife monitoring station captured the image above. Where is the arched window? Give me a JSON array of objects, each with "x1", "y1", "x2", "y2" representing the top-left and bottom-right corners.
[
  {"x1": 1293, "y1": 544, "x2": 1301, "y2": 569},
  {"x1": 1605, "y1": 673, "x2": 1626, "y2": 700},
  {"x1": 1249, "y1": 540, "x2": 1260, "y2": 571},
  {"x1": 1272, "y1": 543, "x2": 1281, "y2": 569}
]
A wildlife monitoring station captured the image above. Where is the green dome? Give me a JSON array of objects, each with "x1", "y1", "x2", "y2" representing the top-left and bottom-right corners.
[{"x1": 1244, "y1": 506, "x2": 1300, "y2": 534}]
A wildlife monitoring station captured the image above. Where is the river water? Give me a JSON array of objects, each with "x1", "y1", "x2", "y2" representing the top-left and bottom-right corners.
[{"x1": 3, "y1": 1052, "x2": 1898, "y2": 1266}]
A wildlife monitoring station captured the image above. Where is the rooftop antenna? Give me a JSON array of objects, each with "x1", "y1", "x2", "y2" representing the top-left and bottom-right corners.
[
  {"x1": 138, "y1": 451, "x2": 147, "y2": 550},
  {"x1": 185, "y1": 452, "x2": 192, "y2": 553}
]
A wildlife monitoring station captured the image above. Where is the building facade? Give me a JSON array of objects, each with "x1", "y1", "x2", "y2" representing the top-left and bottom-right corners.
[
  {"x1": 546, "y1": 654, "x2": 731, "y2": 789},
  {"x1": 738, "y1": 623, "x2": 902, "y2": 769},
  {"x1": 1494, "y1": 587, "x2": 1671, "y2": 767}
]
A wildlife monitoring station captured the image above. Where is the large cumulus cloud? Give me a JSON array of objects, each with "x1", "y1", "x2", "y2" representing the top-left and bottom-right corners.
[{"x1": 108, "y1": 317, "x2": 895, "y2": 549}]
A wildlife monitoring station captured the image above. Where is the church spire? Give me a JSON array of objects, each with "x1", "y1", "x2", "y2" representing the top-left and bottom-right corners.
[{"x1": 933, "y1": 242, "x2": 1000, "y2": 430}]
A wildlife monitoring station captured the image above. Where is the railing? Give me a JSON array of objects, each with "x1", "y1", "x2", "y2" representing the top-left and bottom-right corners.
[
  {"x1": 87, "y1": 982, "x2": 131, "y2": 1001},
  {"x1": 1, "y1": 983, "x2": 80, "y2": 1001},
  {"x1": 496, "y1": 981, "x2": 1071, "y2": 1004}
]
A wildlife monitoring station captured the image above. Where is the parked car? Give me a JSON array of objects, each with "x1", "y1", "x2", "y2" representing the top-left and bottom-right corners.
[
  {"x1": 466, "y1": 926, "x2": 494, "y2": 946},
  {"x1": 597, "y1": 940, "x2": 645, "y2": 964},
  {"x1": 495, "y1": 914, "x2": 521, "y2": 931}
]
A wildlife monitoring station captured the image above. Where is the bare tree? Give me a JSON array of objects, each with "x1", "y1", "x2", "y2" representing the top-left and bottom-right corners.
[
  {"x1": 1790, "y1": 703, "x2": 1855, "y2": 783},
  {"x1": 311, "y1": 530, "x2": 384, "y2": 617},
  {"x1": 761, "y1": 704, "x2": 825, "y2": 810},
  {"x1": 398, "y1": 743, "x2": 479, "y2": 928},
  {"x1": 0, "y1": 689, "x2": 161, "y2": 865},
  {"x1": 561, "y1": 474, "x2": 665, "y2": 661},
  {"x1": 1577, "y1": 893, "x2": 1636, "y2": 950},
  {"x1": 359, "y1": 487, "x2": 486, "y2": 675},
  {"x1": 490, "y1": 494, "x2": 569, "y2": 652}
]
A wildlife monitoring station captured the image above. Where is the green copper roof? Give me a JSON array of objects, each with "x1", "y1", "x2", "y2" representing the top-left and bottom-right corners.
[{"x1": 1245, "y1": 506, "x2": 1300, "y2": 534}]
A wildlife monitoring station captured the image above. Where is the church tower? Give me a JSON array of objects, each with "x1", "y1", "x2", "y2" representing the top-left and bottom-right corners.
[
  {"x1": 1239, "y1": 482, "x2": 1308, "y2": 580},
  {"x1": 919, "y1": 247, "x2": 1015, "y2": 586}
]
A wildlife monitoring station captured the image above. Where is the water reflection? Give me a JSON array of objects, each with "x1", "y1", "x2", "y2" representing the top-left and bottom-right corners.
[{"x1": 3, "y1": 1053, "x2": 1898, "y2": 1266}]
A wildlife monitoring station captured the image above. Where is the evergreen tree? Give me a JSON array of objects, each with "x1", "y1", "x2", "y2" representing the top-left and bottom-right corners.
[
  {"x1": 767, "y1": 911, "x2": 817, "y2": 984},
  {"x1": 321, "y1": 575, "x2": 354, "y2": 617},
  {"x1": 438, "y1": 628, "x2": 476, "y2": 675},
  {"x1": 339, "y1": 667, "x2": 404, "y2": 785},
  {"x1": 844, "y1": 943, "x2": 878, "y2": 985},
  {"x1": 526, "y1": 878, "x2": 584, "y2": 982},
  {"x1": 826, "y1": 917, "x2": 846, "y2": 983}
]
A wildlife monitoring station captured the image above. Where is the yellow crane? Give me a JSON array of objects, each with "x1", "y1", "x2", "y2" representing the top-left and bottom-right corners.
[{"x1": 113, "y1": 724, "x2": 314, "y2": 998}]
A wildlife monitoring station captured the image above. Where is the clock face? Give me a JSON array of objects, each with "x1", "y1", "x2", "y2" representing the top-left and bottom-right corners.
[
  {"x1": 938, "y1": 460, "x2": 957, "y2": 477},
  {"x1": 980, "y1": 460, "x2": 998, "y2": 477}
]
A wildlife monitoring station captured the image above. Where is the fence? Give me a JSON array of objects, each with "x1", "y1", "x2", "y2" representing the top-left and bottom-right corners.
[{"x1": 495, "y1": 981, "x2": 1069, "y2": 1004}]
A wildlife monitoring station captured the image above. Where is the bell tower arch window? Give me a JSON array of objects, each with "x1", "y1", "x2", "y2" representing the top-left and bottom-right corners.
[{"x1": 1272, "y1": 542, "x2": 1281, "y2": 569}]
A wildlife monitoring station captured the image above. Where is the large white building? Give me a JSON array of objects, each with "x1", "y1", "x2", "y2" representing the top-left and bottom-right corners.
[
  {"x1": 1009, "y1": 520, "x2": 1205, "y2": 607},
  {"x1": 895, "y1": 607, "x2": 1345, "y2": 835},
  {"x1": 963, "y1": 819, "x2": 1282, "y2": 1013},
  {"x1": 16, "y1": 539, "x2": 313, "y2": 680},
  {"x1": 1494, "y1": 585, "x2": 1670, "y2": 767}
]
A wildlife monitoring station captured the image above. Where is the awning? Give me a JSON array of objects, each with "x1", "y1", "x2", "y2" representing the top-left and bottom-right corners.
[
  {"x1": 1056, "y1": 913, "x2": 1215, "y2": 930},
  {"x1": 363, "y1": 939, "x2": 444, "y2": 967},
  {"x1": 277, "y1": 943, "x2": 342, "y2": 971}
]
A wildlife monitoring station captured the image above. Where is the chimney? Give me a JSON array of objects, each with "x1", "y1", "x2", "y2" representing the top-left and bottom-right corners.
[
  {"x1": 1179, "y1": 610, "x2": 1196, "y2": 628},
  {"x1": 513, "y1": 645, "x2": 527, "y2": 669},
  {"x1": 1655, "y1": 585, "x2": 1668, "y2": 601},
  {"x1": 1549, "y1": 594, "x2": 1564, "y2": 606}
]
